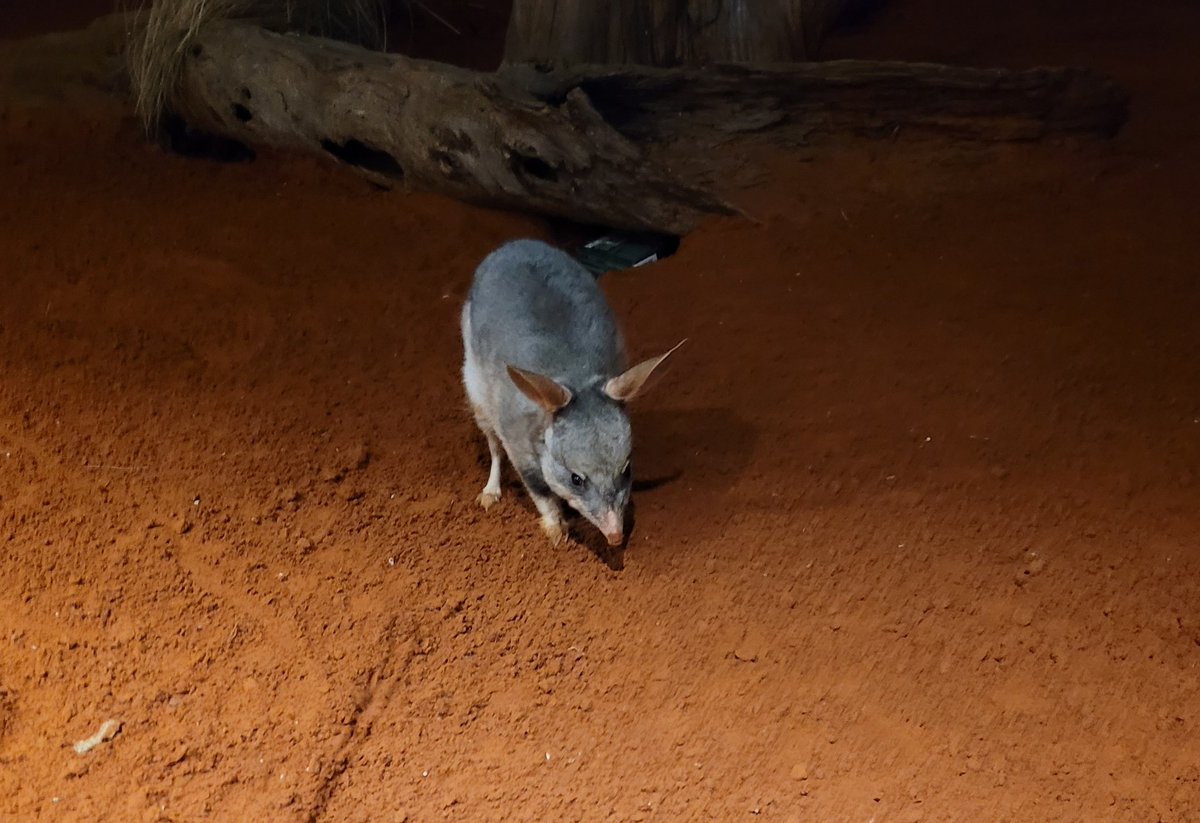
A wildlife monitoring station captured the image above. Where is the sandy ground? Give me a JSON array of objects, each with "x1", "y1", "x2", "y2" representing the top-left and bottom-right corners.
[{"x1": 1, "y1": 1, "x2": 1198, "y2": 821}]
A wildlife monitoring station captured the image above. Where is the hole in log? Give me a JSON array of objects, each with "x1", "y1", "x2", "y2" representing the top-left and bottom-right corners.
[
  {"x1": 511, "y1": 153, "x2": 558, "y2": 182},
  {"x1": 320, "y1": 138, "x2": 404, "y2": 178},
  {"x1": 162, "y1": 113, "x2": 255, "y2": 163},
  {"x1": 428, "y1": 149, "x2": 464, "y2": 180},
  {"x1": 232, "y1": 103, "x2": 253, "y2": 123},
  {"x1": 428, "y1": 129, "x2": 476, "y2": 180}
]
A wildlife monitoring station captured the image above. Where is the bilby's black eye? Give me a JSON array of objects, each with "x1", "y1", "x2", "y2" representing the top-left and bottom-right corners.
[
  {"x1": 620, "y1": 460, "x2": 631, "y2": 479},
  {"x1": 570, "y1": 473, "x2": 585, "y2": 487}
]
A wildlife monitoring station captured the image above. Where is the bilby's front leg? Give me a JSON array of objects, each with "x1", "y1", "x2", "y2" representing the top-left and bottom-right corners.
[{"x1": 516, "y1": 464, "x2": 566, "y2": 546}]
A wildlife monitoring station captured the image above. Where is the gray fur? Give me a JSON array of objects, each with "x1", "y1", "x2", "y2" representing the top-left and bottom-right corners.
[{"x1": 462, "y1": 238, "x2": 657, "y2": 547}]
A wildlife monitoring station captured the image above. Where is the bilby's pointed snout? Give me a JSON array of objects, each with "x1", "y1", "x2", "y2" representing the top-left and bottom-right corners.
[{"x1": 599, "y1": 509, "x2": 624, "y2": 546}]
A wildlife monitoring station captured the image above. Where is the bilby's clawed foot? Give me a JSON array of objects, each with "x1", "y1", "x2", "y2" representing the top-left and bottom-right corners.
[
  {"x1": 541, "y1": 514, "x2": 566, "y2": 546},
  {"x1": 476, "y1": 430, "x2": 503, "y2": 512}
]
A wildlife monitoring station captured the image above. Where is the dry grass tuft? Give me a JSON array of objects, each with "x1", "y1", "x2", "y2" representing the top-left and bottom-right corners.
[{"x1": 126, "y1": 0, "x2": 388, "y2": 135}]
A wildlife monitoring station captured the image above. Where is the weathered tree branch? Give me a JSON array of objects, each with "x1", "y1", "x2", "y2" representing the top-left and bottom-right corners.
[
  {"x1": 168, "y1": 21, "x2": 1128, "y2": 234},
  {"x1": 503, "y1": 60, "x2": 1129, "y2": 142}
]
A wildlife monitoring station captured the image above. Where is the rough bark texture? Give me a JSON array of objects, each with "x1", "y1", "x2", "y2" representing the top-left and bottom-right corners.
[
  {"x1": 504, "y1": 60, "x2": 1129, "y2": 142},
  {"x1": 170, "y1": 21, "x2": 1127, "y2": 234},
  {"x1": 180, "y1": 21, "x2": 736, "y2": 233},
  {"x1": 503, "y1": 0, "x2": 865, "y2": 66}
]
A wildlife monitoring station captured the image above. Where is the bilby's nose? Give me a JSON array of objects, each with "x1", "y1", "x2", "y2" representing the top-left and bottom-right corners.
[{"x1": 599, "y1": 510, "x2": 623, "y2": 546}]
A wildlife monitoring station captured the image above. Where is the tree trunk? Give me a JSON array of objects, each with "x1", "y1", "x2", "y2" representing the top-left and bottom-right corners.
[
  {"x1": 163, "y1": 21, "x2": 1126, "y2": 235},
  {"x1": 503, "y1": 0, "x2": 864, "y2": 66}
]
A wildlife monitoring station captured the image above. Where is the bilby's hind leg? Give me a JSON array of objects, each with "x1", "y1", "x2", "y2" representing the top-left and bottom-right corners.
[
  {"x1": 462, "y1": 309, "x2": 504, "y2": 511},
  {"x1": 478, "y1": 428, "x2": 503, "y2": 510}
]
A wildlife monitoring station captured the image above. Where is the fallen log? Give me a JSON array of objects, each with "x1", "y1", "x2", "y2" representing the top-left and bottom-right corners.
[
  {"x1": 159, "y1": 20, "x2": 1128, "y2": 234},
  {"x1": 177, "y1": 21, "x2": 736, "y2": 234},
  {"x1": 505, "y1": 60, "x2": 1130, "y2": 142}
]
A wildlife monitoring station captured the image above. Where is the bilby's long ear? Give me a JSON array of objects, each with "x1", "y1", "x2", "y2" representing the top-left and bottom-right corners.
[
  {"x1": 604, "y1": 339, "x2": 686, "y2": 403},
  {"x1": 506, "y1": 364, "x2": 573, "y2": 415}
]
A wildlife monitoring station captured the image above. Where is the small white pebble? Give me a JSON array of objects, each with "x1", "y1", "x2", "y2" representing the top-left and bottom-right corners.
[
  {"x1": 422, "y1": 770, "x2": 429, "y2": 778},
  {"x1": 545, "y1": 752, "x2": 552, "y2": 761}
]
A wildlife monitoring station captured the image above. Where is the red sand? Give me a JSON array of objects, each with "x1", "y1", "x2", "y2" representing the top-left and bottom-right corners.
[{"x1": 2, "y1": 2, "x2": 1199, "y2": 821}]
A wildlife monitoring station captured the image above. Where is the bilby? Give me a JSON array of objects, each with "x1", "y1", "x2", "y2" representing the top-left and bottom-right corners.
[{"x1": 460, "y1": 239, "x2": 683, "y2": 547}]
